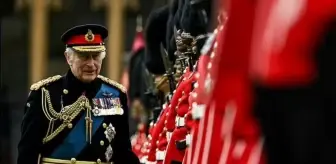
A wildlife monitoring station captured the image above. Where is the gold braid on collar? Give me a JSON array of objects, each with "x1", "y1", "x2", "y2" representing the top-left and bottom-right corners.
[{"x1": 30, "y1": 75, "x2": 62, "y2": 91}]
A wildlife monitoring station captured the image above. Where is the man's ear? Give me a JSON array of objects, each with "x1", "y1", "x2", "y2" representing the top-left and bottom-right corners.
[{"x1": 64, "y1": 52, "x2": 72, "y2": 66}]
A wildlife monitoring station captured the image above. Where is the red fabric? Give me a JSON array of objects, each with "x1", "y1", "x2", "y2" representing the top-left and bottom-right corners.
[
  {"x1": 147, "y1": 106, "x2": 169, "y2": 162},
  {"x1": 192, "y1": 0, "x2": 265, "y2": 163},
  {"x1": 164, "y1": 72, "x2": 195, "y2": 164},
  {"x1": 193, "y1": 56, "x2": 211, "y2": 103},
  {"x1": 165, "y1": 70, "x2": 191, "y2": 132},
  {"x1": 131, "y1": 132, "x2": 148, "y2": 158},
  {"x1": 184, "y1": 52, "x2": 213, "y2": 164},
  {"x1": 250, "y1": 0, "x2": 336, "y2": 87},
  {"x1": 132, "y1": 32, "x2": 145, "y2": 53},
  {"x1": 157, "y1": 130, "x2": 169, "y2": 152},
  {"x1": 164, "y1": 127, "x2": 189, "y2": 164},
  {"x1": 66, "y1": 34, "x2": 103, "y2": 45}
]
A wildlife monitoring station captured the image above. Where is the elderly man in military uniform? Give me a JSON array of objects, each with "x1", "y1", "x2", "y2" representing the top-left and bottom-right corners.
[{"x1": 17, "y1": 24, "x2": 140, "y2": 164}]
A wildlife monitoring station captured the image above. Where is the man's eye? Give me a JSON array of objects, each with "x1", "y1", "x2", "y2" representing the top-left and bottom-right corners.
[{"x1": 92, "y1": 55, "x2": 99, "y2": 59}]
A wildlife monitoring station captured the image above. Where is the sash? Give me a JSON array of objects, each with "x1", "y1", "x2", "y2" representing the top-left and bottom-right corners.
[{"x1": 50, "y1": 84, "x2": 120, "y2": 159}]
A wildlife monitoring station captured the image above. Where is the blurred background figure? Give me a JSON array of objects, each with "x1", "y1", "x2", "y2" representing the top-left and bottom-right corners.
[{"x1": 126, "y1": 15, "x2": 146, "y2": 135}]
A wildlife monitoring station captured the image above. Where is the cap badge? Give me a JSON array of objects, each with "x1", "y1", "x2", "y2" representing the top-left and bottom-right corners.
[{"x1": 85, "y1": 29, "x2": 95, "y2": 42}]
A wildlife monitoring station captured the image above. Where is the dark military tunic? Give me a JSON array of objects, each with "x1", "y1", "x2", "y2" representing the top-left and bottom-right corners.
[{"x1": 18, "y1": 70, "x2": 140, "y2": 164}]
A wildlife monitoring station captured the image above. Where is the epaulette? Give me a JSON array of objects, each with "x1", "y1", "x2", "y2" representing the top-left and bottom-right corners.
[
  {"x1": 97, "y1": 75, "x2": 126, "y2": 93},
  {"x1": 30, "y1": 75, "x2": 62, "y2": 91}
]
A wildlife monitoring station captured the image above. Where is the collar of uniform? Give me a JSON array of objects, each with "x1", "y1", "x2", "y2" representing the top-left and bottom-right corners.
[{"x1": 63, "y1": 69, "x2": 101, "y2": 98}]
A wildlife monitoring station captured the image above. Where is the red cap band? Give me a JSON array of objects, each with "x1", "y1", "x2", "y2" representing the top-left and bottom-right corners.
[{"x1": 66, "y1": 34, "x2": 103, "y2": 45}]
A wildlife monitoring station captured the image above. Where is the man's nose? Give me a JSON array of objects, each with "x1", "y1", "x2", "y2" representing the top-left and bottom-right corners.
[{"x1": 86, "y1": 56, "x2": 95, "y2": 66}]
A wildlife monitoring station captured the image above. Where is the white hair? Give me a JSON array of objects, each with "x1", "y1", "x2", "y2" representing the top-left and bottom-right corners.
[{"x1": 65, "y1": 47, "x2": 106, "y2": 61}]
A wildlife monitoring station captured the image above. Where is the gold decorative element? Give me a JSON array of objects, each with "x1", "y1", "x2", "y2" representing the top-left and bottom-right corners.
[
  {"x1": 71, "y1": 158, "x2": 76, "y2": 163},
  {"x1": 85, "y1": 29, "x2": 95, "y2": 42},
  {"x1": 30, "y1": 75, "x2": 62, "y2": 90},
  {"x1": 155, "y1": 76, "x2": 169, "y2": 93},
  {"x1": 85, "y1": 107, "x2": 93, "y2": 144},
  {"x1": 67, "y1": 123, "x2": 73, "y2": 129},
  {"x1": 41, "y1": 157, "x2": 110, "y2": 164},
  {"x1": 72, "y1": 45, "x2": 106, "y2": 52},
  {"x1": 103, "y1": 123, "x2": 107, "y2": 128},
  {"x1": 100, "y1": 140, "x2": 105, "y2": 146},
  {"x1": 38, "y1": 154, "x2": 42, "y2": 164},
  {"x1": 63, "y1": 89, "x2": 68, "y2": 94},
  {"x1": 97, "y1": 75, "x2": 126, "y2": 93},
  {"x1": 41, "y1": 88, "x2": 92, "y2": 143}
]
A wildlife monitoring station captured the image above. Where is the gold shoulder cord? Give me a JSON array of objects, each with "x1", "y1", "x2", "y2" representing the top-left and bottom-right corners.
[
  {"x1": 30, "y1": 75, "x2": 62, "y2": 91},
  {"x1": 97, "y1": 75, "x2": 126, "y2": 93},
  {"x1": 41, "y1": 87, "x2": 92, "y2": 143},
  {"x1": 30, "y1": 75, "x2": 95, "y2": 144}
]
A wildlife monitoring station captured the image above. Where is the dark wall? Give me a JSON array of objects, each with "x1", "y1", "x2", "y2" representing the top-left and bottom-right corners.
[
  {"x1": 0, "y1": 86, "x2": 10, "y2": 164},
  {"x1": 0, "y1": 0, "x2": 14, "y2": 17}
]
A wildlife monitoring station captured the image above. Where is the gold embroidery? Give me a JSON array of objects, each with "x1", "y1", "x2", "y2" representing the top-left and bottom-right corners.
[
  {"x1": 85, "y1": 29, "x2": 95, "y2": 42},
  {"x1": 30, "y1": 75, "x2": 62, "y2": 90},
  {"x1": 97, "y1": 75, "x2": 126, "y2": 93},
  {"x1": 41, "y1": 87, "x2": 91, "y2": 144},
  {"x1": 72, "y1": 45, "x2": 105, "y2": 52}
]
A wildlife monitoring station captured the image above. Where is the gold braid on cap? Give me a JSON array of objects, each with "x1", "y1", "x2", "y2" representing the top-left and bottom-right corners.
[
  {"x1": 97, "y1": 75, "x2": 127, "y2": 93},
  {"x1": 30, "y1": 75, "x2": 63, "y2": 91},
  {"x1": 72, "y1": 45, "x2": 106, "y2": 52}
]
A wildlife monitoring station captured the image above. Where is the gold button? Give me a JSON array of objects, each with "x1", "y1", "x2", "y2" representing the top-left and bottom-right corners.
[
  {"x1": 97, "y1": 158, "x2": 101, "y2": 164},
  {"x1": 70, "y1": 158, "x2": 76, "y2": 163},
  {"x1": 210, "y1": 52, "x2": 215, "y2": 58},
  {"x1": 103, "y1": 123, "x2": 107, "y2": 128},
  {"x1": 100, "y1": 140, "x2": 104, "y2": 146},
  {"x1": 63, "y1": 89, "x2": 68, "y2": 94},
  {"x1": 67, "y1": 123, "x2": 73, "y2": 129}
]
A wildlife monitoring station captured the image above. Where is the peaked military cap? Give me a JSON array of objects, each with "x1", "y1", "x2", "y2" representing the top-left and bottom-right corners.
[{"x1": 61, "y1": 24, "x2": 108, "y2": 52}]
